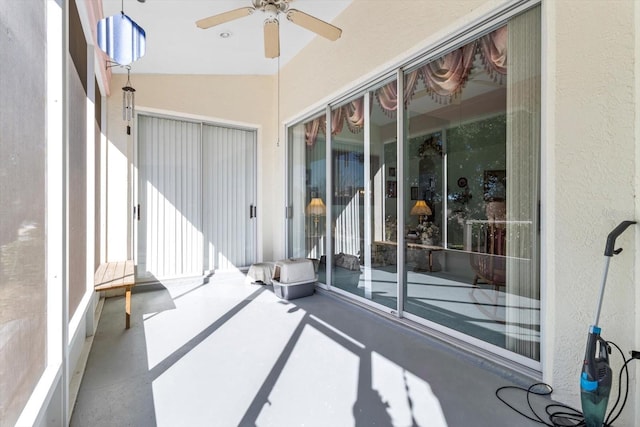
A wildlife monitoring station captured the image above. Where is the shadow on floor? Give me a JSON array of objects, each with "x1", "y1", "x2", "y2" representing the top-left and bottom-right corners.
[{"x1": 71, "y1": 272, "x2": 550, "y2": 427}]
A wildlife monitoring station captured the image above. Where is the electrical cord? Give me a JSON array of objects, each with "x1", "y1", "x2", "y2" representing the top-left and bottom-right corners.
[
  {"x1": 496, "y1": 383, "x2": 583, "y2": 426},
  {"x1": 495, "y1": 341, "x2": 637, "y2": 427},
  {"x1": 604, "y1": 341, "x2": 632, "y2": 426}
]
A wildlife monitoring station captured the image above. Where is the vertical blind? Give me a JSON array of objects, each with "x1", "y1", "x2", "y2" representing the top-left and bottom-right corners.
[
  {"x1": 202, "y1": 124, "x2": 257, "y2": 271},
  {"x1": 505, "y1": 6, "x2": 542, "y2": 360},
  {"x1": 138, "y1": 116, "x2": 203, "y2": 278},
  {"x1": 137, "y1": 115, "x2": 257, "y2": 279}
]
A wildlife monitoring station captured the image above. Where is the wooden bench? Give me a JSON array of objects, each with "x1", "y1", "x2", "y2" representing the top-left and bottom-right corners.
[{"x1": 94, "y1": 260, "x2": 135, "y2": 329}]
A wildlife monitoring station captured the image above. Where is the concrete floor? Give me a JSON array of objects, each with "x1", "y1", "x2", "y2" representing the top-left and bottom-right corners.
[{"x1": 71, "y1": 270, "x2": 552, "y2": 427}]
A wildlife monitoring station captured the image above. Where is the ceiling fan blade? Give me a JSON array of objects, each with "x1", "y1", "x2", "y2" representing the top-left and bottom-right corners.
[
  {"x1": 286, "y1": 9, "x2": 342, "y2": 41},
  {"x1": 264, "y1": 19, "x2": 280, "y2": 58},
  {"x1": 196, "y1": 7, "x2": 254, "y2": 29}
]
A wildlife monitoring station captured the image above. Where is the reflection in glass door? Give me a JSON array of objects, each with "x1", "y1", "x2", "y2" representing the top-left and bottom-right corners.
[
  {"x1": 401, "y1": 8, "x2": 541, "y2": 361},
  {"x1": 287, "y1": 112, "x2": 327, "y2": 283},
  {"x1": 286, "y1": 6, "x2": 541, "y2": 364},
  {"x1": 330, "y1": 81, "x2": 398, "y2": 310},
  {"x1": 330, "y1": 98, "x2": 366, "y2": 298}
]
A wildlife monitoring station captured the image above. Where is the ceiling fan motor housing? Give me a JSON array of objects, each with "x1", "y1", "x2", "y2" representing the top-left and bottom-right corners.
[{"x1": 253, "y1": 0, "x2": 290, "y2": 14}]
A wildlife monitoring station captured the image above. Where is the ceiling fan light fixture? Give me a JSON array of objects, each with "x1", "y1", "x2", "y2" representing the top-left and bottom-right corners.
[{"x1": 264, "y1": 3, "x2": 279, "y2": 17}]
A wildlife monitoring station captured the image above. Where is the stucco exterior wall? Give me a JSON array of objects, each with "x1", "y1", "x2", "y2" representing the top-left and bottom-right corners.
[
  {"x1": 104, "y1": 0, "x2": 639, "y2": 424},
  {"x1": 548, "y1": 1, "x2": 637, "y2": 422}
]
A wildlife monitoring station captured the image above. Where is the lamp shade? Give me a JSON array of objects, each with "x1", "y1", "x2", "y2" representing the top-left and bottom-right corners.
[
  {"x1": 410, "y1": 200, "x2": 432, "y2": 216},
  {"x1": 306, "y1": 198, "x2": 326, "y2": 216}
]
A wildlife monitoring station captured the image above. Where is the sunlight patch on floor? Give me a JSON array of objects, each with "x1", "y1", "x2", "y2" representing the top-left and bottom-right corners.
[
  {"x1": 149, "y1": 284, "x2": 306, "y2": 426},
  {"x1": 143, "y1": 279, "x2": 259, "y2": 369},
  {"x1": 372, "y1": 351, "x2": 448, "y2": 427},
  {"x1": 256, "y1": 324, "x2": 360, "y2": 427}
]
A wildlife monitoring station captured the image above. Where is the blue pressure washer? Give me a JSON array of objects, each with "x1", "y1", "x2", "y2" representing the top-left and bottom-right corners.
[{"x1": 580, "y1": 220, "x2": 636, "y2": 427}]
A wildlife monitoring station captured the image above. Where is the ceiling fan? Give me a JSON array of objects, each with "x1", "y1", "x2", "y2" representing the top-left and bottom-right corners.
[{"x1": 196, "y1": 0, "x2": 342, "y2": 58}]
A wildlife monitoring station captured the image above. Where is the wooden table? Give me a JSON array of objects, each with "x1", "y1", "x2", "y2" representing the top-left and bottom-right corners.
[
  {"x1": 94, "y1": 260, "x2": 135, "y2": 329},
  {"x1": 408, "y1": 242, "x2": 444, "y2": 272},
  {"x1": 373, "y1": 241, "x2": 444, "y2": 272}
]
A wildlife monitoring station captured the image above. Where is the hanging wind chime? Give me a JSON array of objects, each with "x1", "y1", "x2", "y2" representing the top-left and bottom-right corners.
[
  {"x1": 122, "y1": 67, "x2": 136, "y2": 135},
  {"x1": 96, "y1": 0, "x2": 146, "y2": 134}
]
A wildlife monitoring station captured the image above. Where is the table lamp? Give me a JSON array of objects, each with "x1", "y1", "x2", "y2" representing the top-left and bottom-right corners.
[
  {"x1": 410, "y1": 199, "x2": 432, "y2": 223},
  {"x1": 306, "y1": 197, "x2": 326, "y2": 231}
]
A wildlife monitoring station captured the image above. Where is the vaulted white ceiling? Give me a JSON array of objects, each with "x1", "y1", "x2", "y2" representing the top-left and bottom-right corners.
[{"x1": 102, "y1": 0, "x2": 353, "y2": 75}]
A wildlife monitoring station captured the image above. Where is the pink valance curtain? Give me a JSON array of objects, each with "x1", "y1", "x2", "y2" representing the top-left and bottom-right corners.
[
  {"x1": 304, "y1": 119, "x2": 322, "y2": 148},
  {"x1": 374, "y1": 72, "x2": 419, "y2": 117},
  {"x1": 305, "y1": 98, "x2": 365, "y2": 147},
  {"x1": 305, "y1": 25, "x2": 507, "y2": 145},
  {"x1": 345, "y1": 98, "x2": 365, "y2": 133},
  {"x1": 419, "y1": 43, "x2": 477, "y2": 104},
  {"x1": 478, "y1": 26, "x2": 508, "y2": 84},
  {"x1": 327, "y1": 107, "x2": 345, "y2": 136}
]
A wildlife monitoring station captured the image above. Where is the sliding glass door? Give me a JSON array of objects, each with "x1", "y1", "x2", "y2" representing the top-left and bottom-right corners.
[
  {"x1": 401, "y1": 8, "x2": 541, "y2": 360},
  {"x1": 359, "y1": 79, "x2": 399, "y2": 309},
  {"x1": 286, "y1": 112, "x2": 327, "y2": 282},
  {"x1": 286, "y1": 5, "x2": 541, "y2": 363},
  {"x1": 330, "y1": 98, "x2": 366, "y2": 298}
]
